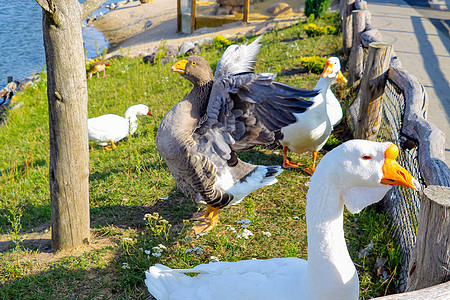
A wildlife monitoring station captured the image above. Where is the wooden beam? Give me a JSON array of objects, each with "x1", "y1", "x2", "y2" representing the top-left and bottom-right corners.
[
  {"x1": 177, "y1": 0, "x2": 181, "y2": 32},
  {"x1": 354, "y1": 42, "x2": 392, "y2": 140},
  {"x1": 340, "y1": 0, "x2": 355, "y2": 57},
  {"x1": 243, "y1": 0, "x2": 249, "y2": 23},
  {"x1": 406, "y1": 185, "x2": 450, "y2": 291},
  {"x1": 371, "y1": 281, "x2": 450, "y2": 299},
  {"x1": 348, "y1": 10, "x2": 365, "y2": 87},
  {"x1": 388, "y1": 67, "x2": 450, "y2": 187},
  {"x1": 190, "y1": 0, "x2": 196, "y2": 34}
]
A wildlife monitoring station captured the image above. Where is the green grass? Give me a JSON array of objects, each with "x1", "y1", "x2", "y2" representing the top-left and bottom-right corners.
[{"x1": 0, "y1": 13, "x2": 400, "y2": 299}]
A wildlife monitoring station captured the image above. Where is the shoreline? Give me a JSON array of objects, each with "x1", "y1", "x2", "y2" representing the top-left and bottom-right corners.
[{"x1": 90, "y1": 0, "x2": 305, "y2": 59}]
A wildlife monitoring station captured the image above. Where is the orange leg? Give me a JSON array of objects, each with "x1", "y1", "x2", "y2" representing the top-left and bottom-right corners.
[
  {"x1": 282, "y1": 146, "x2": 299, "y2": 169},
  {"x1": 303, "y1": 151, "x2": 318, "y2": 175},
  {"x1": 110, "y1": 141, "x2": 117, "y2": 149},
  {"x1": 191, "y1": 205, "x2": 220, "y2": 235}
]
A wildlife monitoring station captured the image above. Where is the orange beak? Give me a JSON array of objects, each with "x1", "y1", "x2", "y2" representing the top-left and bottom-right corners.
[
  {"x1": 321, "y1": 60, "x2": 333, "y2": 78},
  {"x1": 171, "y1": 59, "x2": 187, "y2": 74},
  {"x1": 336, "y1": 70, "x2": 347, "y2": 83},
  {"x1": 380, "y1": 144, "x2": 418, "y2": 190},
  {"x1": 147, "y1": 110, "x2": 153, "y2": 116}
]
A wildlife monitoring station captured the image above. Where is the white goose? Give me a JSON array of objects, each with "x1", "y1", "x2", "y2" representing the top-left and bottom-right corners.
[
  {"x1": 145, "y1": 139, "x2": 419, "y2": 300},
  {"x1": 88, "y1": 104, "x2": 152, "y2": 150},
  {"x1": 280, "y1": 57, "x2": 347, "y2": 173}
]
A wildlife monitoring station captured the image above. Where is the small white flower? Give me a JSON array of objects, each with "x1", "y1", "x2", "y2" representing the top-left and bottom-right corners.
[
  {"x1": 291, "y1": 216, "x2": 299, "y2": 220},
  {"x1": 152, "y1": 245, "x2": 165, "y2": 253},
  {"x1": 122, "y1": 237, "x2": 133, "y2": 242},
  {"x1": 152, "y1": 252, "x2": 162, "y2": 257},
  {"x1": 235, "y1": 219, "x2": 251, "y2": 225},
  {"x1": 144, "y1": 250, "x2": 151, "y2": 255},
  {"x1": 159, "y1": 196, "x2": 169, "y2": 200},
  {"x1": 196, "y1": 232, "x2": 209, "y2": 238},
  {"x1": 225, "y1": 225, "x2": 237, "y2": 232},
  {"x1": 261, "y1": 231, "x2": 272, "y2": 238},
  {"x1": 193, "y1": 246, "x2": 204, "y2": 255},
  {"x1": 237, "y1": 229, "x2": 253, "y2": 239},
  {"x1": 122, "y1": 262, "x2": 130, "y2": 269},
  {"x1": 210, "y1": 256, "x2": 220, "y2": 262},
  {"x1": 185, "y1": 249, "x2": 192, "y2": 253},
  {"x1": 241, "y1": 224, "x2": 249, "y2": 229}
]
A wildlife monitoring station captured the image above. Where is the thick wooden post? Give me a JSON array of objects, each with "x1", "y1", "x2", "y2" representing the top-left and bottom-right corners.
[
  {"x1": 371, "y1": 281, "x2": 450, "y2": 299},
  {"x1": 406, "y1": 185, "x2": 450, "y2": 291},
  {"x1": 36, "y1": 0, "x2": 106, "y2": 251},
  {"x1": 243, "y1": 0, "x2": 249, "y2": 23},
  {"x1": 190, "y1": 0, "x2": 196, "y2": 33},
  {"x1": 348, "y1": 10, "x2": 365, "y2": 87},
  {"x1": 354, "y1": 42, "x2": 392, "y2": 140},
  {"x1": 340, "y1": 0, "x2": 355, "y2": 57},
  {"x1": 177, "y1": 0, "x2": 181, "y2": 32}
]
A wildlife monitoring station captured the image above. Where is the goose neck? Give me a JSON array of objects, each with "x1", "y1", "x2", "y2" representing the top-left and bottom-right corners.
[
  {"x1": 124, "y1": 113, "x2": 139, "y2": 135},
  {"x1": 188, "y1": 81, "x2": 213, "y2": 114},
  {"x1": 305, "y1": 178, "x2": 358, "y2": 298},
  {"x1": 314, "y1": 77, "x2": 333, "y2": 93}
]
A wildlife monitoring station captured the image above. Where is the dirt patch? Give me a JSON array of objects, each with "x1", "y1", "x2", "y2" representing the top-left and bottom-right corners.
[{"x1": 90, "y1": 0, "x2": 304, "y2": 58}]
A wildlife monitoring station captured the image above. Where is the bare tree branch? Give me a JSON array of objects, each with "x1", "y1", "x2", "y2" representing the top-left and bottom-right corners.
[
  {"x1": 35, "y1": 0, "x2": 51, "y2": 12},
  {"x1": 35, "y1": 0, "x2": 61, "y2": 26},
  {"x1": 81, "y1": 0, "x2": 108, "y2": 20}
]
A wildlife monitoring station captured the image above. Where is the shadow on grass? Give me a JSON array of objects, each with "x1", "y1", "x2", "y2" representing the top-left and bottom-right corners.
[
  {"x1": 0, "y1": 158, "x2": 47, "y2": 178},
  {"x1": 0, "y1": 186, "x2": 196, "y2": 299}
]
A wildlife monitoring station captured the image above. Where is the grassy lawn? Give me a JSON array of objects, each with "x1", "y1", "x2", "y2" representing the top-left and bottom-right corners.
[{"x1": 0, "y1": 13, "x2": 401, "y2": 299}]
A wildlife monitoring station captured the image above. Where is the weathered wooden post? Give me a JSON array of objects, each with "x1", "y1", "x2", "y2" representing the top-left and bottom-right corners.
[
  {"x1": 243, "y1": 0, "x2": 249, "y2": 23},
  {"x1": 177, "y1": 0, "x2": 181, "y2": 32},
  {"x1": 340, "y1": 0, "x2": 355, "y2": 57},
  {"x1": 348, "y1": 10, "x2": 365, "y2": 87},
  {"x1": 354, "y1": 42, "x2": 392, "y2": 140},
  {"x1": 190, "y1": 0, "x2": 197, "y2": 33},
  {"x1": 372, "y1": 281, "x2": 450, "y2": 299},
  {"x1": 406, "y1": 185, "x2": 450, "y2": 291}
]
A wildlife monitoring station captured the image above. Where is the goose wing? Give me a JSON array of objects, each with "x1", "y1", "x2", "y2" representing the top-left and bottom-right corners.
[
  {"x1": 199, "y1": 72, "x2": 319, "y2": 153},
  {"x1": 88, "y1": 114, "x2": 129, "y2": 143},
  {"x1": 214, "y1": 35, "x2": 263, "y2": 78}
]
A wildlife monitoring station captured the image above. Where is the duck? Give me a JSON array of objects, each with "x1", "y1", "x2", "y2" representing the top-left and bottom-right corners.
[
  {"x1": 280, "y1": 57, "x2": 347, "y2": 173},
  {"x1": 88, "y1": 104, "x2": 152, "y2": 151},
  {"x1": 87, "y1": 60, "x2": 110, "y2": 79},
  {"x1": 145, "y1": 139, "x2": 420, "y2": 300},
  {"x1": 156, "y1": 35, "x2": 319, "y2": 234}
]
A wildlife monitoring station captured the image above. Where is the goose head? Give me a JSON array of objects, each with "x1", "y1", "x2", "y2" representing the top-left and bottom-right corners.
[
  {"x1": 321, "y1": 57, "x2": 347, "y2": 83},
  {"x1": 309, "y1": 140, "x2": 420, "y2": 214},
  {"x1": 124, "y1": 104, "x2": 152, "y2": 118},
  {"x1": 171, "y1": 56, "x2": 214, "y2": 86}
]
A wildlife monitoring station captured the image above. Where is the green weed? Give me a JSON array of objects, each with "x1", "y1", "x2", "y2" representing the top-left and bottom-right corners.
[{"x1": 0, "y1": 13, "x2": 402, "y2": 300}]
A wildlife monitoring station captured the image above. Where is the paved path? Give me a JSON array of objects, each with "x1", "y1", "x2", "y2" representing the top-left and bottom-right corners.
[{"x1": 367, "y1": 0, "x2": 450, "y2": 163}]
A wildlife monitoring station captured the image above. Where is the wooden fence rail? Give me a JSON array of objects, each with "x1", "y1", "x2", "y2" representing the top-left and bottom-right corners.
[
  {"x1": 373, "y1": 281, "x2": 450, "y2": 299},
  {"x1": 340, "y1": 0, "x2": 450, "y2": 297}
]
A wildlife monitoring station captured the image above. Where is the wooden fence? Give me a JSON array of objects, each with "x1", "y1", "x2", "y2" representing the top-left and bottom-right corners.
[{"x1": 340, "y1": 0, "x2": 450, "y2": 297}]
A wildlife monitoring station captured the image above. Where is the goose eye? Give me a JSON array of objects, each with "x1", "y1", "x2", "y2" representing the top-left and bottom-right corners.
[
  {"x1": 362, "y1": 155, "x2": 372, "y2": 160},
  {"x1": 192, "y1": 61, "x2": 196, "y2": 65}
]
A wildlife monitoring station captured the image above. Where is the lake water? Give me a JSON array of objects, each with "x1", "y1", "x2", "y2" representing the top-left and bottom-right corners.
[{"x1": 0, "y1": 0, "x2": 115, "y2": 85}]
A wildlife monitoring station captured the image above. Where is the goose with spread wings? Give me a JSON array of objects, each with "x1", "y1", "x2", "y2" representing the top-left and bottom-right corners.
[{"x1": 156, "y1": 35, "x2": 319, "y2": 234}]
